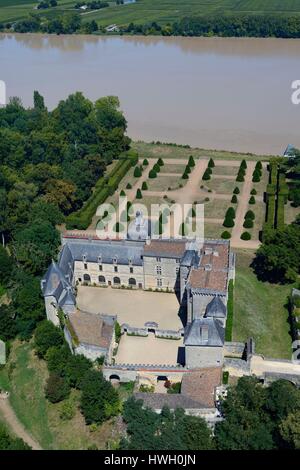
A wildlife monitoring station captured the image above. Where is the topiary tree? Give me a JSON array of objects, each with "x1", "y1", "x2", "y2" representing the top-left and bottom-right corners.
[
  {"x1": 182, "y1": 172, "x2": 189, "y2": 180},
  {"x1": 223, "y1": 217, "x2": 235, "y2": 228},
  {"x1": 141, "y1": 181, "x2": 148, "y2": 190},
  {"x1": 255, "y1": 161, "x2": 263, "y2": 171},
  {"x1": 236, "y1": 172, "x2": 245, "y2": 182},
  {"x1": 188, "y1": 155, "x2": 195, "y2": 167},
  {"x1": 240, "y1": 159, "x2": 247, "y2": 169},
  {"x1": 157, "y1": 157, "x2": 164, "y2": 166},
  {"x1": 185, "y1": 165, "x2": 191, "y2": 174},
  {"x1": 250, "y1": 188, "x2": 257, "y2": 195},
  {"x1": 221, "y1": 231, "x2": 231, "y2": 239},
  {"x1": 252, "y1": 170, "x2": 261, "y2": 182},
  {"x1": 241, "y1": 231, "x2": 251, "y2": 240},
  {"x1": 243, "y1": 218, "x2": 254, "y2": 229},
  {"x1": 136, "y1": 188, "x2": 142, "y2": 199},
  {"x1": 153, "y1": 163, "x2": 160, "y2": 173},
  {"x1": 120, "y1": 189, "x2": 126, "y2": 197},
  {"x1": 134, "y1": 166, "x2": 142, "y2": 178},
  {"x1": 225, "y1": 207, "x2": 236, "y2": 219},
  {"x1": 231, "y1": 195, "x2": 238, "y2": 204},
  {"x1": 245, "y1": 210, "x2": 255, "y2": 220},
  {"x1": 249, "y1": 195, "x2": 256, "y2": 204},
  {"x1": 233, "y1": 187, "x2": 240, "y2": 195},
  {"x1": 202, "y1": 169, "x2": 211, "y2": 180},
  {"x1": 149, "y1": 169, "x2": 157, "y2": 179},
  {"x1": 126, "y1": 182, "x2": 132, "y2": 189},
  {"x1": 114, "y1": 222, "x2": 125, "y2": 232},
  {"x1": 143, "y1": 158, "x2": 149, "y2": 166},
  {"x1": 208, "y1": 158, "x2": 215, "y2": 168}
]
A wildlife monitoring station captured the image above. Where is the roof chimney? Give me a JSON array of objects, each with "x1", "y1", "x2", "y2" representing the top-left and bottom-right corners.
[{"x1": 200, "y1": 325, "x2": 209, "y2": 342}]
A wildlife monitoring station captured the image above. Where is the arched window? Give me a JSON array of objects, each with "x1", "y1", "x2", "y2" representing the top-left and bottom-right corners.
[
  {"x1": 83, "y1": 274, "x2": 91, "y2": 283},
  {"x1": 113, "y1": 277, "x2": 121, "y2": 285},
  {"x1": 128, "y1": 278, "x2": 136, "y2": 286},
  {"x1": 98, "y1": 275, "x2": 106, "y2": 284}
]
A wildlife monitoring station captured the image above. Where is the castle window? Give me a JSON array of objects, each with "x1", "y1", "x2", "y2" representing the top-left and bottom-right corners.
[
  {"x1": 156, "y1": 266, "x2": 162, "y2": 275},
  {"x1": 157, "y1": 278, "x2": 162, "y2": 287},
  {"x1": 114, "y1": 266, "x2": 118, "y2": 273},
  {"x1": 130, "y1": 267, "x2": 133, "y2": 274},
  {"x1": 99, "y1": 265, "x2": 103, "y2": 271},
  {"x1": 176, "y1": 259, "x2": 180, "y2": 263},
  {"x1": 156, "y1": 257, "x2": 161, "y2": 262},
  {"x1": 176, "y1": 266, "x2": 180, "y2": 274},
  {"x1": 113, "y1": 257, "x2": 117, "y2": 264},
  {"x1": 84, "y1": 263, "x2": 88, "y2": 270}
]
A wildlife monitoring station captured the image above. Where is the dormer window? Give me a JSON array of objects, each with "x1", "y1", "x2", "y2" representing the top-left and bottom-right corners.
[
  {"x1": 128, "y1": 258, "x2": 132, "y2": 265},
  {"x1": 113, "y1": 257, "x2": 118, "y2": 264},
  {"x1": 98, "y1": 255, "x2": 102, "y2": 263},
  {"x1": 204, "y1": 264, "x2": 212, "y2": 271}
]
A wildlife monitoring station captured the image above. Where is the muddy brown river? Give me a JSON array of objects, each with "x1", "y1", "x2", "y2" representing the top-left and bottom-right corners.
[{"x1": 1, "y1": 33, "x2": 300, "y2": 154}]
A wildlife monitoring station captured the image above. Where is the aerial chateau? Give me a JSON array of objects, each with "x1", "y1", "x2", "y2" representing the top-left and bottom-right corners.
[{"x1": 41, "y1": 214, "x2": 235, "y2": 378}]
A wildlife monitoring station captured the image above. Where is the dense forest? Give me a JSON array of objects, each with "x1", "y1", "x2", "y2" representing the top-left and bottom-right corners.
[{"x1": 0, "y1": 91, "x2": 129, "y2": 339}]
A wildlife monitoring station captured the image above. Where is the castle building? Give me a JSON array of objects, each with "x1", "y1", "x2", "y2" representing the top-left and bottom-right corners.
[{"x1": 41, "y1": 215, "x2": 235, "y2": 369}]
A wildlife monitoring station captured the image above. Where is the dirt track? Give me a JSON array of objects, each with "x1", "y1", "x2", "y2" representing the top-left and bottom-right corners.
[{"x1": 0, "y1": 397, "x2": 42, "y2": 450}]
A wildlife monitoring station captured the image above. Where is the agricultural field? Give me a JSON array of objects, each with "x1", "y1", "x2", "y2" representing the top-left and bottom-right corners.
[
  {"x1": 2, "y1": 0, "x2": 300, "y2": 27},
  {"x1": 91, "y1": 143, "x2": 269, "y2": 249}
]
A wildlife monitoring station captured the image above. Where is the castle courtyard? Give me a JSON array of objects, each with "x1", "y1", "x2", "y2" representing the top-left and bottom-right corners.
[
  {"x1": 115, "y1": 333, "x2": 184, "y2": 366},
  {"x1": 76, "y1": 286, "x2": 183, "y2": 331}
]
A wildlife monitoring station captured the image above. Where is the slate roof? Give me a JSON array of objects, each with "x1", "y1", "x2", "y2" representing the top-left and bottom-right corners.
[
  {"x1": 205, "y1": 296, "x2": 227, "y2": 319},
  {"x1": 184, "y1": 318, "x2": 224, "y2": 347},
  {"x1": 64, "y1": 238, "x2": 144, "y2": 266},
  {"x1": 41, "y1": 261, "x2": 66, "y2": 297},
  {"x1": 133, "y1": 392, "x2": 211, "y2": 410}
]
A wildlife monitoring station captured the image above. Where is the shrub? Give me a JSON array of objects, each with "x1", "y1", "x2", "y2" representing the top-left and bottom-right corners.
[
  {"x1": 223, "y1": 217, "x2": 235, "y2": 228},
  {"x1": 255, "y1": 161, "x2": 263, "y2": 171},
  {"x1": 133, "y1": 166, "x2": 142, "y2": 178},
  {"x1": 221, "y1": 231, "x2": 231, "y2": 239},
  {"x1": 188, "y1": 155, "x2": 195, "y2": 167},
  {"x1": 243, "y1": 218, "x2": 254, "y2": 229},
  {"x1": 141, "y1": 181, "x2": 148, "y2": 190},
  {"x1": 60, "y1": 400, "x2": 76, "y2": 421},
  {"x1": 225, "y1": 207, "x2": 236, "y2": 219},
  {"x1": 126, "y1": 182, "x2": 132, "y2": 189},
  {"x1": 236, "y1": 172, "x2": 245, "y2": 182},
  {"x1": 233, "y1": 187, "x2": 240, "y2": 195},
  {"x1": 208, "y1": 158, "x2": 215, "y2": 168},
  {"x1": 249, "y1": 196, "x2": 256, "y2": 204},
  {"x1": 240, "y1": 159, "x2": 247, "y2": 169},
  {"x1": 252, "y1": 170, "x2": 261, "y2": 182},
  {"x1": 143, "y1": 158, "x2": 149, "y2": 166},
  {"x1": 34, "y1": 320, "x2": 64, "y2": 359},
  {"x1": 45, "y1": 373, "x2": 70, "y2": 403},
  {"x1": 157, "y1": 157, "x2": 164, "y2": 166},
  {"x1": 231, "y1": 195, "x2": 238, "y2": 204},
  {"x1": 250, "y1": 188, "x2": 257, "y2": 195},
  {"x1": 185, "y1": 165, "x2": 191, "y2": 174},
  {"x1": 182, "y1": 172, "x2": 189, "y2": 180},
  {"x1": 149, "y1": 169, "x2": 157, "y2": 179},
  {"x1": 120, "y1": 189, "x2": 126, "y2": 197},
  {"x1": 136, "y1": 189, "x2": 142, "y2": 199},
  {"x1": 245, "y1": 210, "x2": 255, "y2": 220},
  {"x1": 241, "y1": 231, "x2": 251, "y2": 240},
  {"x1": 153, "y1": 163, "x2": 160, "y2": 173},
  {"x1": 202, "y1": 169, "x2": 211, "y2": 180}
]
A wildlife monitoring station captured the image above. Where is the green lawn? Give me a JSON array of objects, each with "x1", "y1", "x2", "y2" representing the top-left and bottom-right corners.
[
  {"x1": 233, "y1": 250, "x2": 292, "y2": 359},
  {"x1": 133, "y1": 142, "x2": 269, "y2": 162},
  {"x1": 3, "y1": 0, "x2": 300, "y2": 28}
]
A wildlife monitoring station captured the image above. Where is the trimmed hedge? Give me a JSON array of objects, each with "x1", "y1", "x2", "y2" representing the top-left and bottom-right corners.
[
  {"x1": 221, "y1": 231, "x2": 231, "y2": 239},
  {"x1": 231, "y1": 195, "x2": 238, "y2": 204},
  {"x1": 66, "y1": 151, "x2": 137, "y2": 230},
  {"x1": 142, "y1": 181, "x2": 148, "y2": 190},
  {"x1": 243, "y1": 218, "x2": 254, "y2": 229},
  {"x1": 245, "y1": 210, "x2": 255, "y2": 220},
  {"x1": 225, "y1": 280, "x2": 234, "y2": 341},
  {"x1": 241, "y1": 231, "x2": 251, "y2": 240},
  {"x1": 249, "y1": 196, "x2": 256, "y2": 204},
  {"x1": 223, "y1": 217, "x2": 235, "y2": 228},
  {"x1": 233, "y1": 187, "x2": 240, "y2": 195},
  {"x1": 188, "y1": 155, "x2": 195, "y2": 167},
  {"x1": 149, "y1": 169, "x2": 157, "y2": 178},
  {"x1": 208, "y1": 158, "x2": 215, "y2": 168},
  {"x1": 202, "y1": 169, "x2": 211, "y2": 180}
]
